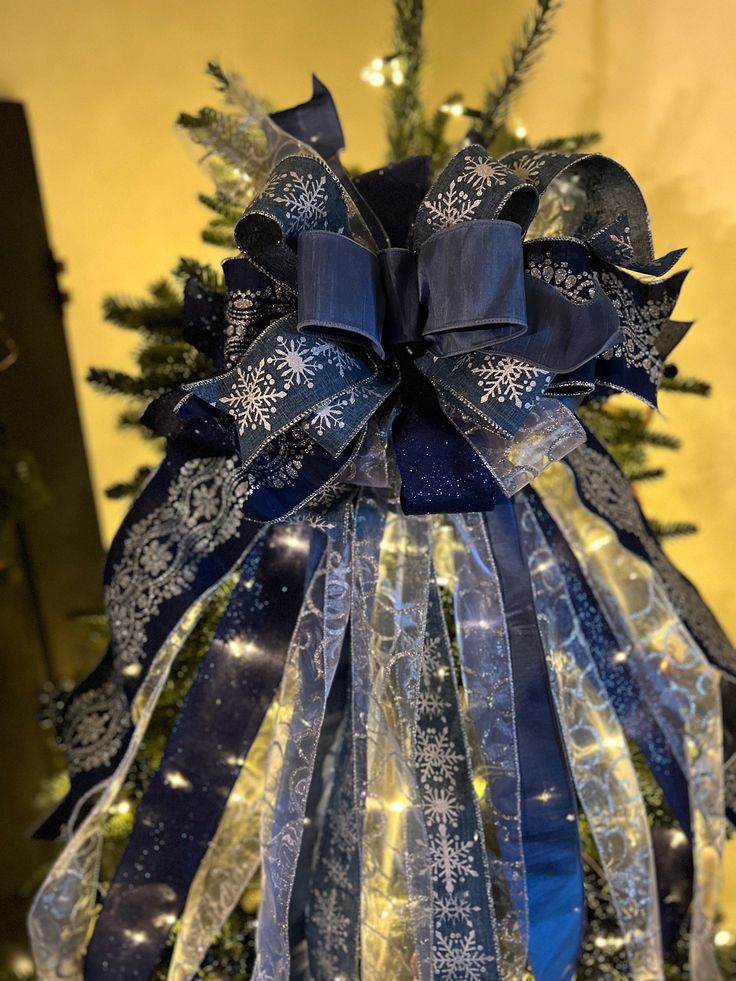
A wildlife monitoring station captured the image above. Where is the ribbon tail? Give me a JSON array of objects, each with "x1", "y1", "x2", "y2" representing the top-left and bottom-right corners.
[
  {"x1": 534, "y1": 460, "x2": 725, "y2": 981},
  {"x1": 305, "y1": 700, "x2": 361, "y2": 980},
  {"x1": 85, "y1": 526, "x2": 310, "y2": 979},
  {"x1": 446, "y1": 512, "x2": 529, "y2": 976},
  {"x1": 358, "y1": 500, "x2": 433, "y2": 981},
  {"x1": 168, "y1": 693, "x2": 279, "y2": 980},
  {"x1": 524, "y1": 489, "x2": 692, "y2": 838},
  {"x1": 27, "y1": 585, "x2": 218, "y2": 981},
  {"x1": 252, "y1": 506, "x2": 352, "y2": 981},
  {"x1": 440, "y1": 395, "x2": 585, "y2": 496},
  {"x1": 418, "y1": 578, "x2": 501, "y2": 979},
  {"x1": 518, "y1": 495, "x2": 664, "y2": 979},
  {"x1": 485, "y1": 494, "x2": 584, "y2": 981}
]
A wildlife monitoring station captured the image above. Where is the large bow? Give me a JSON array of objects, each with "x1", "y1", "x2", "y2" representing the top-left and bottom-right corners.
[{"x1": 149, "y1": 85, "x2": 688, "y2": 520}]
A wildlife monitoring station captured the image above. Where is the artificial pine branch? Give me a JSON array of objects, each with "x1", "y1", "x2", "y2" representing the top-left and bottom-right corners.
[
  {"x1": 88, "y1": 365, "x2": 198, "y2": 398},
  {"x1": 537, "y1": 131, "x2": 601, "y2": 152},
  {"x1": 628, "y1": 467, "x2": 666, "y2": 483},
  {"x1": 649, "y1": 519, "x2": 698, "y2": 540},
  {"x1": 103, "y1": 290, "x2": 182, "y2": 336},
  {"x1": 104, "y1": 466, "x2": 154, "y2": 500},
  {"x1": 660, "y1": 373, "x2": 711, "y2": 396},
  {"x1": 202, "y1": 225, "x2": 237, "y2": 247},
  {"x1": 387, "y1": 0, "x2": 426, "y2": 161},
  {"x1": 135, "y1": 340, "x2": 210, "y2": 376},
  {"x1": 477, "y1": 0, "x2": 562, "y2": 147},
  {"x1": 174, "y1": 258, "x2": 225, "y2": 292}
]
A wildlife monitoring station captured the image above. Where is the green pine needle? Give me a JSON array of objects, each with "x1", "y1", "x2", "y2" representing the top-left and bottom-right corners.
[
  {"x1": 649, "y1": 519, "x2": 699, "y2": 540},
  {"x1": 478, "y1": 0, "x2": 563, "y2": 146},
  {"x1": 660, "y1": 373, "x2": 711, "y2": 396},
  {"x1": 104, "y1": 465, "x2": 154, "y2": 500},
  {"x1": 387, "y1": 0, "x2": 427, "y2": 161},
  {"x1": 537, "y1": 131, "x2": 601, "y2": 152}
]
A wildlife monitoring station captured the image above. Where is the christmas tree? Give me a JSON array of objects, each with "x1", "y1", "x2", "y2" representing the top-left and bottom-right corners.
[{"x1": 29, "y1": 2, "x2": 734, "y2": 979}]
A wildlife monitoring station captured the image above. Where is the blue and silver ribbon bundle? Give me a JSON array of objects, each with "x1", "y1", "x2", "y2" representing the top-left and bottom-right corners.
[{"x1": 29, "y1": 81, "x2": 736, "y2": 981}]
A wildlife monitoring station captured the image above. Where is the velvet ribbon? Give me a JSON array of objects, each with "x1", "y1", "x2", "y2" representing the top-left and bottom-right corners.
[{"x1": 85, "y1": 525, "x2": 312, "y2": 979}]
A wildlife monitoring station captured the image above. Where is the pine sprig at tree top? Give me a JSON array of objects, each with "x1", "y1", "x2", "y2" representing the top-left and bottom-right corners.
[{"x1": 477, "y1": 0, "x2": 562, "y2": 145}]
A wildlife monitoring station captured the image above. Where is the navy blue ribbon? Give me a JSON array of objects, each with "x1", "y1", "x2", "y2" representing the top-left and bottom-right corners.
[
  {"x1": 486, "y1": 495, "x2": 584, "y2": 981},
  {"x1": 85, "y1": 525, "x2": 312, "y2": 979}
]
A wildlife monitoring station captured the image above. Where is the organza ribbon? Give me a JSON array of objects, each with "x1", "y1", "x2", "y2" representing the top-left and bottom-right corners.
[
  {"x1": 518, "y1": 494, "x2": 664, "y2": 980},
  {"x1": 534, "y1": 459, "x2": 724, "y2": 981}
]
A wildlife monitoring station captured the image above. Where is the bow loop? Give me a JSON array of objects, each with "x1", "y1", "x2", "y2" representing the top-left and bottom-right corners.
[
  {"x1": 414, "y1": 145, "x2": 539, "y2": 247},
  {"x1": 297, "y1": 230, "x2": 386, "y2": 357},
  {"x1": 417, "y1": 219, "x2": 528, "y2": 356}
]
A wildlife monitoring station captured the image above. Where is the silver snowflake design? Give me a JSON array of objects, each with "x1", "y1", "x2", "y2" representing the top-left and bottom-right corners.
[
  {"x1": 269, "y1": 335, "x2": 321, "y2": 390},
  {"x1": 431, "y1": 823, "x2": 480, "y2": 894},
  {"x1": 461, "y1": 156, "x2": 508, "y2": 191},
  {"x1": 424, "y1": 787, "x2": 460, "y2": 825},
  {"x1": 609, "y1": 226, "x2": 635, "y2": 261},
  {"x1": 415, "y1": 724, "x2": 463, "y2": 783},
  {"x1": 424, "y1": 178, "x2": 481, "y2": 230},
  {"x1": 323, "y1": 856, "x2": 353, "y2": 892},
  {"x1": 331, "y1": 804, "x2": 358, "y2": 852},
  {"x1": 469, "y1": 356, "x2": 550, "y2": 408},
  {"x1": 599, "y1": 271, "x2": 666, "y2": 383},
  {"x1": 434, "y1": 891, "x2": 480, "y2": 927},
  {"x1": 435, "y1": 928, "x2": 495, "y2": 980},
  {"x1": 306, "y1": 398, "x2": 347, "y2": 436},
  {"x1": 416, "y1": 685, "x2": 445, "y2": 719},
  {"x1": 509, "y1": 153, "x2": 543, "y2": 184},
  {"x1": 309, "y1": 887, "x2": 351, "y2": 956},
  {"x1": 267, "y1": 170, "x2": 329, "y2": 234},
  {"x1": 310, "y1": 340, "x2": 360, "y2": 378},
  {"x1": 219, "y1": 359, "x2": 287, "y2": 434}
]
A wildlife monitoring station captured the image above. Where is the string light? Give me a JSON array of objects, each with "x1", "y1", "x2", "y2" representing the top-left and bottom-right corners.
[
  {"x1": 514, "y1": 124, "x2": 528, "y2": 140},
  {"x1": 9, "y1": 953, "x2": 34, "y2": 979},
  {"x1": 164, "y1": 769, "x2": 192, "y2": 791},
  {"x1": 439, "y1": 99, "x2": 482, "y2": 120},
  {"x1": 228, "y1": 638, "x2": 261, "y2": 659},
  {"x1": 360, "y1": 53, "x2": 406, "y2": 88},
  {"x1": 440, "y1": 99, "x2": 466, "y2": 118}
]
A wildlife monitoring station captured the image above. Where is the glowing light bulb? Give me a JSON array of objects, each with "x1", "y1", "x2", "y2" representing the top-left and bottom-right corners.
[
  {"x1": 115, "y1": 799, "x2": 131, "y2": 815},
  {"x1": 388, "y1": 799, "x2": 407, "y2": 813},
  {"x1": 153, "y1": 913, "x2": 177, "y2": 928},
  {"x1": 9, "y1": 953, "x2": 34, "y2": 979},
  {"x1": 228, "y1": 638, "x2": 260, "y2": 659},
  {"x1": 122, "y1": 662, "x2": 142, "y2": 678},
  {"x1": 164, "y1": 769, "x2": 192, "y2": 792},
  {"x1": 391, "y1": 68, "x2": 405, "y2": 86},
  {"x1": 123, "y1": 929, "x2": 148, "y2": 945},
  {"x1": 715, "y1": 930, "x2": 734, "y2": 947},
  {"x1": 514, "y1": 124, "x2": 528, "y2": 139},
  {"x1": 440, "y1": 101, "x2": 465, "y2": 118},
  {"x1": 371, "y1": 57, "x2": 384, "y2": 71}
]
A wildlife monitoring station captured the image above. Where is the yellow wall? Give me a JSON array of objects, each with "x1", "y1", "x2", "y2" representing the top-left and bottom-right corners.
[{"x1": 1, "y1": 0, "x2": 734, "y2": 640}]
